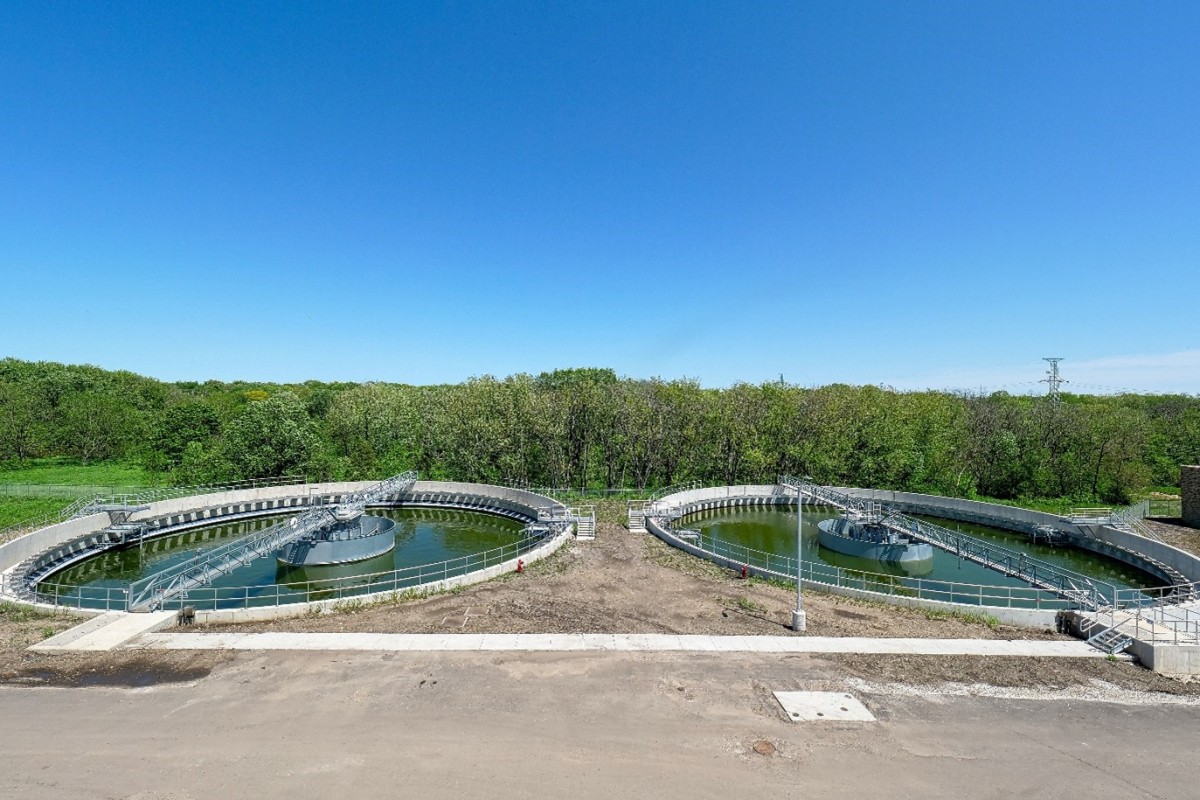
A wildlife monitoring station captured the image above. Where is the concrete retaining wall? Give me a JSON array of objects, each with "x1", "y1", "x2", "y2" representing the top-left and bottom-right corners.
[
  {"x1": 1135, "y1": 640, "x2": 1200, "y2": 675},
  {"x1": 0, "y1": 512, "x2": 112, "y2": 573}
]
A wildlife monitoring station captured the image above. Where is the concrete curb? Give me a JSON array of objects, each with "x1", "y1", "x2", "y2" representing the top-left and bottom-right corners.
[{"x1": 129, "y1": 632, "x2": 1118, "y2": 657}]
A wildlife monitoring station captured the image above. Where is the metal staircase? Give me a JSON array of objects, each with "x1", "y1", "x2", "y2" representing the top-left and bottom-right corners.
[
  {"x1": 627, "y1": 501, "x2": 649, "y2": 532},
  {"x1": 126, "y1": 472, "x2": 416, "y2": 611},
  {"x1": 571, "y1": 506, "x2": 596, "y2": 540},
  {"x1": 1086, "y1": 626, "x2": 1134, "y2": 655},
  {"x1": 1109, "y1": 505, "x2": 1164, "y2": 542}
]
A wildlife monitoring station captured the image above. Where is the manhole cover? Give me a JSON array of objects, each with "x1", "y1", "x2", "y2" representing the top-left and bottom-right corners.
[{"x1": 752, "y1": 740, "x2": 777, "y2": 756}]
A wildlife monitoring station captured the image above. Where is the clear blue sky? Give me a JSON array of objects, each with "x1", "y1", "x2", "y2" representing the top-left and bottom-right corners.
[{"x1": 2, "y1": 2, "x2": 1197, "y2": 392}]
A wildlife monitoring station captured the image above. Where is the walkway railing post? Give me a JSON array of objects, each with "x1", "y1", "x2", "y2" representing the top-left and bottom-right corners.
[{"x1": 792, "y1": 485, "x2": 806, "y2": 632}]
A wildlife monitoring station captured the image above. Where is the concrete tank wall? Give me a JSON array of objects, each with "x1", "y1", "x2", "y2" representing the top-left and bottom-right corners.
[
  {"x1": 643, "y1": 510, "x2": 1058, "y2": 628},
  {"x1": 656, "y1": 484, "x2": 1200, "y2": 584},
  {"x1": 836, "y1": 487, "x2": 1200, "y2": 584},
  {"x1": 0, "y1": 480, "x2": 566, "y2": 600},
  {"x1": 644, "y1": 483, "x2": 1200, "y2": 626},
  {"x1": 1183, "y1": 466, "x2": 1200, "y2": 528}
]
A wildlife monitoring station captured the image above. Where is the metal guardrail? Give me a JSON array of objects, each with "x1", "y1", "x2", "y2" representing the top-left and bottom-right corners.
[
  {"x1": 1060, "y1": 502, "x2": 1164, "y2": 542},
  {"x1": 1085, "y1": 585, "x2": 1200, "y2": 646},
  {"x1": 776, "y1": 476, "x2": 1115, "y2": 608},
  {"x1": 73, "y1": 476, "x2": 308, "y2": 518},
  {"x1": 1066, "y1": 507, "x2": 1115, "y2": 521},
  {"x1": 682, "y1": 529, "x2": 1082, "y2": 610},
  {"x1": 1, "y1": 483, "x2": 147, "y2": 500},
  {"x1": 1109, "y1": 506, "x2": 1164, "y2": 542},
  {"x1": 25, "y1": 528, "x2": 558, "y2": 612},
  {"x1": 0, "y1": 496, "x2": 95, "y2": 546},
  {"x1": 520, "y1": 486, "x2": 652, "y2": 500},
  {"x1": 0, "y1": 476, "x2": 305, "y2": 502},
  {"x1": 126, "y1": 473, "x2": 416, "y2": 611},
  {"x1": 1147, "y1": 498, "x2": 1183, "y2": 519},
  {"x1": 648, "y1": 481, "x2": 702, "y2": 505},
  {"x1": 0, "y1": 476, "x2": 308, "y2": 546}
]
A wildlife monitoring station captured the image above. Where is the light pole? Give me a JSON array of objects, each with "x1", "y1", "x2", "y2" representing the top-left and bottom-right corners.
[{"x1": 792, "y1": 479, "x2": 807, "y2": 631}]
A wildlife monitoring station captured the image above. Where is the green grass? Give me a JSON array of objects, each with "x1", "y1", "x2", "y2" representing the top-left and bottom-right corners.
[
  {"x1": 920, "y1": 607, "x2": 1001, "y2": 628},
  {"x1": 972, "y1": 495, "x2": 1082, "y2": 515},
  {"x1": 0, "y1": 497, "x2": 74, "y2": 529},
  {"x1": 0, "y1": 600, "x2": 62, "y2": 623},
  {"x1": 0, "y1": 458, "x2": 160, "y2": 487},
  {"x1": 730, "y1": 595, "x2": 768, "y2": 614}
]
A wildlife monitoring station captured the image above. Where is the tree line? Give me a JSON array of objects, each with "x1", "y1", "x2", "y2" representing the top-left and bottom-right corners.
[{"x1": 1, "y1": 358, "x2": 1197, "y2": 504}]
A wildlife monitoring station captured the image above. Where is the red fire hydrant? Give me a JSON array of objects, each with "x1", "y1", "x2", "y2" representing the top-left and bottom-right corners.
[
  {"x1": 516, "y1": 559, "x2": 525, "y2": 574},
  {"x1": 741, "y1": 564, "x2": 749, "y2": 580}
]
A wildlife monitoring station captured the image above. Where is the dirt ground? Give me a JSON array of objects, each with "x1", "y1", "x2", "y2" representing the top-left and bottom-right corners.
[
  {"x1": 191, "y1": 522, "x2": 1065, "y2": 639},
  {"x1": 829, "y1": 652, "x2": 1200, "y2": 695},
  {"x1": 0, "y1": 603, "x2": 230, "y2": 687},
  {"x1": 6, "y1": 649, "x2": 1200, "y2": 800},
  {"x1": 7, "y1": 521, "x2": 1199, "y2": 693}
]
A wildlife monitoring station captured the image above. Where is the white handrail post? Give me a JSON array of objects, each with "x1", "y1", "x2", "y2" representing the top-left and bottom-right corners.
[{"x1": 792, "y1": 486, "x2": 806, "y2": 632}]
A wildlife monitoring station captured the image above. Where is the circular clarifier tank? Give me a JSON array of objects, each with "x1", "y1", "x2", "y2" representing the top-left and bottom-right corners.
[
  {"x1": 44, "y1": 507, "x2": 526, "y2": 609},
  {"x1": 683, "y1": 505, "x2": 1163, "y2": 602}
]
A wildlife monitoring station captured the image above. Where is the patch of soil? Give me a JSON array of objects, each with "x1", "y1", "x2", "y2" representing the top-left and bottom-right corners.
[
  {"x1": 186, "y1": 523, "x2": 1065, "y2": 641},
  {"x1": 826, "y1": 653, "x2": 1200, "y2": 695},
  {"x1": 1, "y1": 647, "x2": 229, "y2": 688},
  {"x1": 1143, "y1": 519, "x2": 1200, "y2": 558},
  {"x1": 1, "y1": 608, "x2": 228, "y2": 687}
]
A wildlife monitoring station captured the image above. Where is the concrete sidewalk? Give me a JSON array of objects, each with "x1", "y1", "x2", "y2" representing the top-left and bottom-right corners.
[
  {"x1": 135, "y1": 631, "x2": 1114, "y2": 657},
  {"x1": 31, "y1": 611, "x2": 176, "y2": 652}
]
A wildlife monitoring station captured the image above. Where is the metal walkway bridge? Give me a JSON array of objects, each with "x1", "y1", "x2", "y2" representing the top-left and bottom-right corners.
[
  {"x1": 778, "y1": 476, "x2": 1116, "y2": 611},
  {"x1": 126, "y1": 472, "x2": 417, "y2": 612}
]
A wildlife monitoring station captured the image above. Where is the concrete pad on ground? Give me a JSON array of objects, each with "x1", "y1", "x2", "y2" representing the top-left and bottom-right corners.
[
  {"x1": 27, "y1": 610, "x2": 114, "y2": 649},
  {"x1": 774, "y1": 691, "x2": 877, "y2": 722},
  {"x1": 33, "y1": 611, "x2": 176, "y2": 652}
]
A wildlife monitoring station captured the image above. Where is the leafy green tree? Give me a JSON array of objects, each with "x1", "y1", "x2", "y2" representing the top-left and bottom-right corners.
[
  {"x1": 150, "y1": 402, "x2": 221, "y2": 470},
  {"x1": 0, "y1": 381, "x2": 46, "y2": 462},
  {"x1": 57, "y1": 391, "x2": 140, "y2": 464},
  {"x1": 219, "y1": 391, "x2": 316, "y2": 479}
]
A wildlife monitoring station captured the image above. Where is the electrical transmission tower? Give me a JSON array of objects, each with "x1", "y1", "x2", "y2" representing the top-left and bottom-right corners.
[{"x1": 1040, "y1": 358, "x2": 1067, "y2": 400}]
